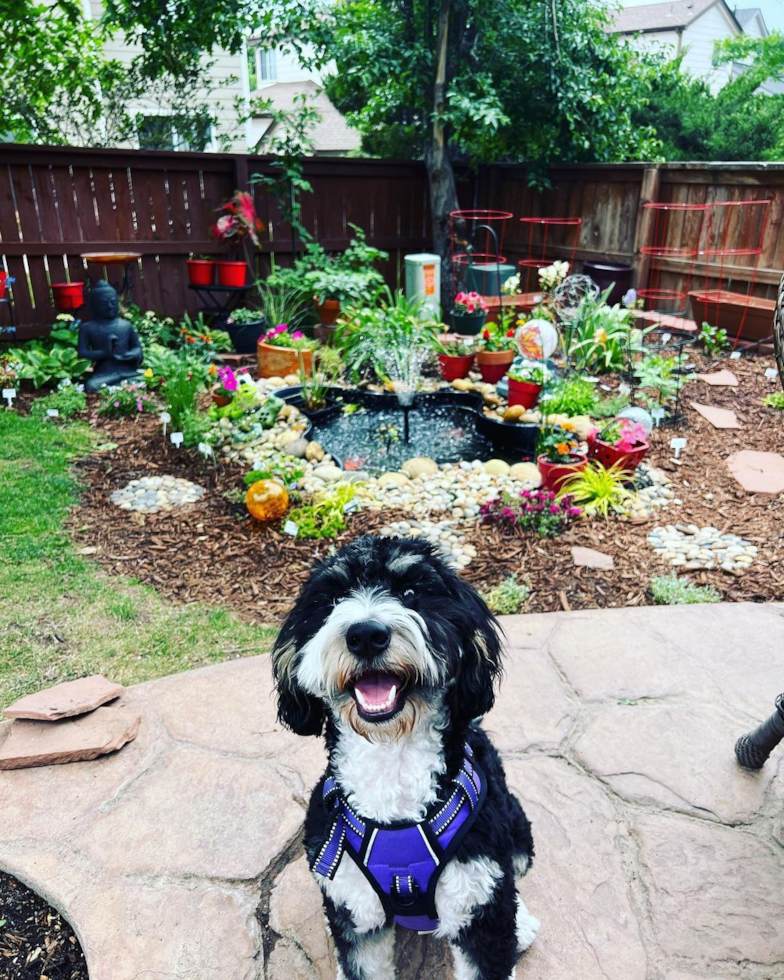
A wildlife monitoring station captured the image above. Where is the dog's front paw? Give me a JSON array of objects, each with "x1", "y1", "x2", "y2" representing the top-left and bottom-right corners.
[
  {"x1": 513, "y1": 853, "x2": 531, "y2": 878},
  {"x1": 515, "y1": 896, "x2": 540, "y2": 952}
]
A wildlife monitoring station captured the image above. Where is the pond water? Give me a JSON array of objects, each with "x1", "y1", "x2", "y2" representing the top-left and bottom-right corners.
[{"x1": 309, "y1": 399, "x2": 495, "y2": 473}]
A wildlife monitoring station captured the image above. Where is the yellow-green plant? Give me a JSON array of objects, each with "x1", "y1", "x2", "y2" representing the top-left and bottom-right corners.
[
  {"x1": 558, "y1": 461, "x2": 633, "y2": 518},
  {"x1": 287, "y1": 482, "x2": 359, "y2": 539}
]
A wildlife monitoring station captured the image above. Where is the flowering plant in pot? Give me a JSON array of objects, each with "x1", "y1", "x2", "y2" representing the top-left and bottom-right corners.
[
  {"x1": 507, "y1": 361, "x2": 551, "y2": 409},
  {"x1": 225, "y1": 306, "x2": 265, "y2": 354},
  {"x1": 476, "y1": 316, "x2": 517, "y2": 383},
  {"x1": 258, "y1": 323, "x2": 316, "y2": 378},
  {"x1": 587, "y1": 417, "x2": 649, "y2": 474},
  {"x1": 211, "y1": 190, "x2": 264, "y2": 287},
  {"x1": 186, "y1": 253, "x2": 216, "y2": 287},
  {"x1": 212, "y1": 364, "x2": 248, "y2": 406},
  {"x1": 451, "y1": 291, "x2": 488, "y2": 335},
  {"x1": 437, "y1": 338, "x2": 476, "y2": 382},
  {"x1": 536, "y1": 422, "x2": 588, "y2": 492}
]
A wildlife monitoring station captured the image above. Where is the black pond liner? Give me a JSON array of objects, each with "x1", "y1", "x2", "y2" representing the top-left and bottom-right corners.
[{"x1": 275, "y1": 386, "x2": 538, "y2": 471}]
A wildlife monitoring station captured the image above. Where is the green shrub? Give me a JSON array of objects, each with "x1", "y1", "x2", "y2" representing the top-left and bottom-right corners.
[
  {"x1": 97, "y1": 380, "x2": 162, "y2": 417},
  {"x1": 592, "y1": 391, "x2": 631, "y2": 419},
  {"x1": 481, "y1": 575, "x2": 530, "y2": 615},
  {"x1": 650, "y1": 574, "x2": 721, "y2": 605},
  {"x1": 763, "y1": 391, "x2": 784, "y2": 409},
  {"x1": 287, "y1": 483, "x2": 358, "y2": 539},
  {"x1": 29, "y1": 380, "x2": 86, "y2": 419},
  {"x1": 557, "y1": 461, "x2": 633, "y2": 518},
  {"x1": 698, "y1": 322, "x2": 728, "y2": 355},
  {"x1": 540, "y1": 377, "x2": 598, "y2": 416}
]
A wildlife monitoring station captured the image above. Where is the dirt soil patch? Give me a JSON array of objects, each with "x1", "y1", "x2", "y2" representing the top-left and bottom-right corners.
[
  {"x1": 0, "y1": 871, "x2": 87, "y2": 980},
  {"x1": 69, "y1": 351, "x2": 784, "y2": 623}
]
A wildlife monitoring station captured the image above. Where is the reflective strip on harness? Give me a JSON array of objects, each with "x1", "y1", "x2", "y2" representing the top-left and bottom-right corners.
[{"x1": 310, "y1": 745, "x2": 485, "y2": 931}]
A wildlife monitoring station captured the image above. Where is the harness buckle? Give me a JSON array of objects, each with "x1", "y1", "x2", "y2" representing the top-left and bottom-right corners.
[{"x1": 392, "y1": 874, "x2": 420, "y2": 908}]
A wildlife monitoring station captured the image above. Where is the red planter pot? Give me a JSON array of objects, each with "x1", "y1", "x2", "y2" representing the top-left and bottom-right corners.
[
  {"x1": 315, "y1": 298, "x2": 341, "y2": 326},
  {"x1": 438, "y1": 353, "x2": 474, "y2": 382},
  {"x1": 186, "y1": 259, "x2": 215, "y2": 286},
  {"x1": 476, "y1": 350, "x2": 515, "y2": 384},
  {"x1": 216, "y1": 261, "x2": 248, "y2": 287},
  {"x1": 51, "y1": 281, "x2": 85, "y2": 311},
  {"x1": 587, "y1": 434, "x2": 650, "y2": 474},
  {"x1": 689, "y1": 289, "x2": 775, "y2": 343},
  {"x1": 0, "y1": 272, "x2": 7, "y2": 299},
  {"x1": 537, "y1": 453, "x2": 588, "y2": 493},
  {"x1": 508, "y1": 378, "x2": 542, "y2": 409}
]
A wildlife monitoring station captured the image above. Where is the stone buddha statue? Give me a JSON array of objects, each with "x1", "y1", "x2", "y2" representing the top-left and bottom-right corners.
[{"x1": 78, "y1": 281, "x2": 143, "y2": 393}]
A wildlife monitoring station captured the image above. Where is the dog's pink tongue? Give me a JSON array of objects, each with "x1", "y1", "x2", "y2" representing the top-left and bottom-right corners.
[{"x1": 354, "y1": 671, "x2": 397, "y2": 708}]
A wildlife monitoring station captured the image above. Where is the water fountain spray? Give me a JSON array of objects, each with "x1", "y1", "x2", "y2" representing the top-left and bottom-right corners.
[{"x1": 382, "y1": 346, "x2": 429, "y2": 443}]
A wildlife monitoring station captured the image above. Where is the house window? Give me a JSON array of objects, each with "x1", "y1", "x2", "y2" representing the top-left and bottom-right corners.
[
  {"x1": 136, "y1": 115, "x2": 213, "y2": 152},
  {"x1": 258, "y1": 49, "x2": 277, "y2": 82}
]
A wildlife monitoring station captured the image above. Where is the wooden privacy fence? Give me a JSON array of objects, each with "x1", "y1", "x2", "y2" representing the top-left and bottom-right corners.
[{"x1": 1, "y1": 143, "x2": 783, "y2": 338}]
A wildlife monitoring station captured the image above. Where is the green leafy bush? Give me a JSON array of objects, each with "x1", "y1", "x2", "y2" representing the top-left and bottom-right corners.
[
  {"x1": 650, "y1": 575, "x2": 721, "y2": 605},
  {"x1": 763, "y1": 391, "x2": 784, "y2": 409},
  {"x1": 567, "y1": 289, "x2": 643, "y2": 373},
  {"x1": 161, "y1": 356, "x2": 207, "y2": 430},
  {"x1": 29, "y1": 380, "x2": 86, "y2": 419},
  {"x1": 98, "y1": 380, "x2": 162, "y2": 417},
  {"x1": 539, "y1": 377, "x2": 598, "y2": 416},
  {"x1": 481, "y1": 575, "x2": 530, "y2": 615},
  {"x1": 243, "y1": 457, "x2": 305, "y2": 487},
  {"x1": 592, "y1": 391, "x2": 631, "y2": 419},
  {"x1": 288, "y1": 483, "x2": 358, "y2": 539},
  {"x1": 698, "y1": 322, "x2": 728, "y2": 355},
  {"x1": 634, "y1": 352, "x2": 689, "y2": 409}
]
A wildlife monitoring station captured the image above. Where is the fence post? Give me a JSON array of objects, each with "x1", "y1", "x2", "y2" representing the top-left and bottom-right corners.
[{"x1": 632, "y1": 165, "x2": 662, "y2": 291}]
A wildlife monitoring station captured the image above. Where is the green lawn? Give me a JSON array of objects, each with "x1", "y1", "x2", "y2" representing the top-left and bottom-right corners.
[{"x1": 0, "y1": 412, "x2": 276, "y2": 710}]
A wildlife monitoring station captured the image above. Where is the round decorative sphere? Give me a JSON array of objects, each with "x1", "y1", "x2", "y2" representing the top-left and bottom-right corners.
[
  {"x1": 246, "y1": 479, "x2": 289, "y2": 521},
  {"x1": 617, "y1": 406, "x2": 654, "y2": 436},
  {"x1": 516, "y1": 318, "x2": 559, "y2": 360},
  {"x1": 553, "y1": 274, "x2": 600, "y2": 322}
]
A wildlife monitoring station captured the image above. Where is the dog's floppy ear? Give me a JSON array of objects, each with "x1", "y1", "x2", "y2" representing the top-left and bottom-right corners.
[
  {"x1": 271, "y1": 622, "x2": 326, "y2": 737},
  {"x1": 448, "y1": 573, "x2": 504, "y2": 722}
]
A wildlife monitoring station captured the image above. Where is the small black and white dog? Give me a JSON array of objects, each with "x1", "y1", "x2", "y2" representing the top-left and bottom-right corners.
[{"x1": 272, "y1": 535, "x2": 538, "y2": 980}]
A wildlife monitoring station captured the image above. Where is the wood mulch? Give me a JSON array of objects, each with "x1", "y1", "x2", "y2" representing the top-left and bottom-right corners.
[
  {"x1": 0, "y1": 871, "x2": 87, "y2": 980},
  {"x1": 63, "y1": 351, "x2": 784, "y2": 624}
]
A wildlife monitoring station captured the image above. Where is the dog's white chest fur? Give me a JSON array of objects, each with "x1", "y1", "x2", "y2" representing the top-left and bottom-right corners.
[{"x1": 331, "y1": 710, "x2": 446, "y2": 822}]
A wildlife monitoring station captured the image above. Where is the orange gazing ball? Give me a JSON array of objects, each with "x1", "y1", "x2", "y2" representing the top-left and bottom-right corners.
[{"x1": 245, "y1": 479, "x2": 289, "y2": 521}]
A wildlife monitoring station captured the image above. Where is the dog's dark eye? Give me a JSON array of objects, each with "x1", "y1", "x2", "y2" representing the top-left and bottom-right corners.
[{"x1": 402, "y1": 588, "x2": 416, "y2": 601}]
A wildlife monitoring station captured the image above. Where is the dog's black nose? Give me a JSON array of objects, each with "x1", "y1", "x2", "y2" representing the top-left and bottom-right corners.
[{"x1": 346, "y1": 620, "x2": 391, "y2": 657}]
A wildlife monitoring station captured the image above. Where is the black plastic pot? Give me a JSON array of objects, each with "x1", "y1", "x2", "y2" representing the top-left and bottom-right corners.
[
  {"x1": 582, "y1": 261, "x2": 633, "y2": 306},
  {"x1": 227, "y1": 320, "x2": 265, "y2": 354},
  {"x1": 451, "y1": 311, "x2": 486, "y2": 336}
]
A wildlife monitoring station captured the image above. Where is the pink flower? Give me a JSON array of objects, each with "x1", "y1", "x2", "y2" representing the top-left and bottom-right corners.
[
  {"x1": 113, "y1": 401, "x2": 119, "y2": 408},
  {"x1": 291, "y1": 331, "x2": 304, "y2": 339}
]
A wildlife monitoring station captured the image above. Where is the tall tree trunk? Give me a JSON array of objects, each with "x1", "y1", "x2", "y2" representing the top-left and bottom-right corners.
[{"x1": 425, "y1": 0, "x2": 460, "y2": 315}]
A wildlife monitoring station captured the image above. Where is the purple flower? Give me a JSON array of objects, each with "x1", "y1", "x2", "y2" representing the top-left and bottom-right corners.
[
  {"x1": 549, "y1": 505, "x2": 560, "y2": 514},
  {"x1": 622, "y1": 288, "x2": 637, "y2": 307}
]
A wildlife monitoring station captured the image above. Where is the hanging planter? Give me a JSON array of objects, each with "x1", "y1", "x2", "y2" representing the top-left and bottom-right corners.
[
  {"x1": 216, "y1": 261, "x2": 248, "y2": 287},
  {"x1": 537, "y1": 453, "x2": 588, "y2": 493},
  {"x1": 186, "y1": 259, "x2": 215, "y2": 287},
  {"x1": 451, "y1": 311, "x2": 486, "y2": 336},
  {"x1": 51, "y1": 281, "x2": 85, "y2": 312}
]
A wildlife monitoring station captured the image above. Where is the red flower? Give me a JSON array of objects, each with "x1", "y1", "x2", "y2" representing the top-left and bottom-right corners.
[
  {"x1": 506, "y1": 329, "x2": 515, "y2": 337},
  {"x1": 483, "y1": 329, "x2": 490, "y2": 339}
]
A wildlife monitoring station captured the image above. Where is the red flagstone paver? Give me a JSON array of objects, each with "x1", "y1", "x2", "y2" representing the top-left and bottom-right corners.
[
  {"x1": 691, "y1": 402, "x2": 742, "y2": 429},
  {"x1": 695, "y1": 370, "x2": 740, "y2": 386},
  {"x1": 0, "y1": 604, "x2": 782, "y2": 979},
  {"x1": 727, "y1": 449, "x2": 784, "y2": 494},
  {"x1": 570, "y1": 545, "x2": 614, "y2": 569},
  {"x1": 0, "y1": 708, "x2": 140, "y2": 770},
  {"x1": 3, "y1": 675, "x2": 124, "y2": 721}
]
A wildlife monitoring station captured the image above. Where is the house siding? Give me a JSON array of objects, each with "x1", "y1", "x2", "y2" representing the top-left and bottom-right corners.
[{"x1": 679, "y1": 3, "x2": 740, "y2": 91}]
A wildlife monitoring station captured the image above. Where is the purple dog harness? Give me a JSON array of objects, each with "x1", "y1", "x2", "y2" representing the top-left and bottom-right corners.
[{"x1": 311, "y1": 743, "x2": 486, "y2": 933}]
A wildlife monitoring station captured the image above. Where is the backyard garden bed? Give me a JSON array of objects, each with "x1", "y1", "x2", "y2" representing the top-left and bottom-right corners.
[{"x1": 59, "y1": 348, "x2": 784, "y2": 623}]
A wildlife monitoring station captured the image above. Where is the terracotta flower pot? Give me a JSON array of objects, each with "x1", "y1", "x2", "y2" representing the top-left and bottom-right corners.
[
  {"x1": 508, "y1": 378, "x2": 542, "y2": 409},
  {"x1": 257, "y1": 341, "x2": 313, "y2": 379},
  {"x1": 51, "y1": 281, "x2": 85, "y2": 312},
  {"x1": 211, "y1": 385, "x2": 232, "y2": 407},
  {"x1": 689, "y1": 289, "x2": 775, "y2": 343},
  {"x1": 476, "y1": 349, "x2": 515, "y2": 384},
  {"x1": 186, "y1": 259, "x2": 215, "y2": 287},
  {"x1": 587, "y1": 434, "x2": 649, "y2": 474},
  {"x1": 451, "y1": 311, "x2": 486, "y2": 336},
  {"x1": 537, "y1": 453, "x2": 588, "y2": 493},
  {"x1": 438, "y1": 353, "x2": 474, "y2": 382},
  {"x1": 216, "y1": 261, "x2": 248, "y2": 287},
  {"x1": 315, "y1": 298, "x2": 341, "y2": 326}
]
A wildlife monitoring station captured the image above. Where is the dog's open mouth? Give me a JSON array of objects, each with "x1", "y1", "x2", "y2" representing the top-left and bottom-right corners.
[{"x1": 350, "y1": 670, "x2": 407, "y2": 722}]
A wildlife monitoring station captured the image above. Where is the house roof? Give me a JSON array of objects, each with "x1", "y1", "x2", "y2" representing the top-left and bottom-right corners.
[
  {"x1": 251, "y1": 80, "x2": 361, "y2": 154},
  {"x1": 610, "y1": 0, "x2": 741, "y2": 34},
  {"x1": 735, "y1": 7, "x2": 768, "y2": 34}
]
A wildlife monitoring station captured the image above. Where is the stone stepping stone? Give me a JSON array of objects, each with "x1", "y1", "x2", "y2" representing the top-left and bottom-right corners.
[
  {"x1": 695, "y1": 370, "x2": 739, "y2": 387},
  {"x1": 691, "y1": 403, "x2": 741, "y2": 429},
  {"x1": 110, "y1": 475, "x2": 206, "y2": 514},
  {"x1": 571, "y1": 546, "x2": 614, "y2": 570},
  {"x1": 0, "y1": 707, "x2": 141, "y2": 770},
  {"x1": 727, "y1": 450, "x2": 784, "y2": 494},
  {"x1": 3, "y1": 675, "x2": 124, "y2": 721}
]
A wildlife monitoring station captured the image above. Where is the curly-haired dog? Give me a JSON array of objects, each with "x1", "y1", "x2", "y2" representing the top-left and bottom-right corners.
[{"x1": 272, "y1": 534, "x2": 539, "y2": 980}]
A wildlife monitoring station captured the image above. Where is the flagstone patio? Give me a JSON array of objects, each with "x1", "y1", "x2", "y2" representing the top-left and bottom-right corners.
[{"x1": 1, "y1": 603, "x2": 783, "y2": 980}]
